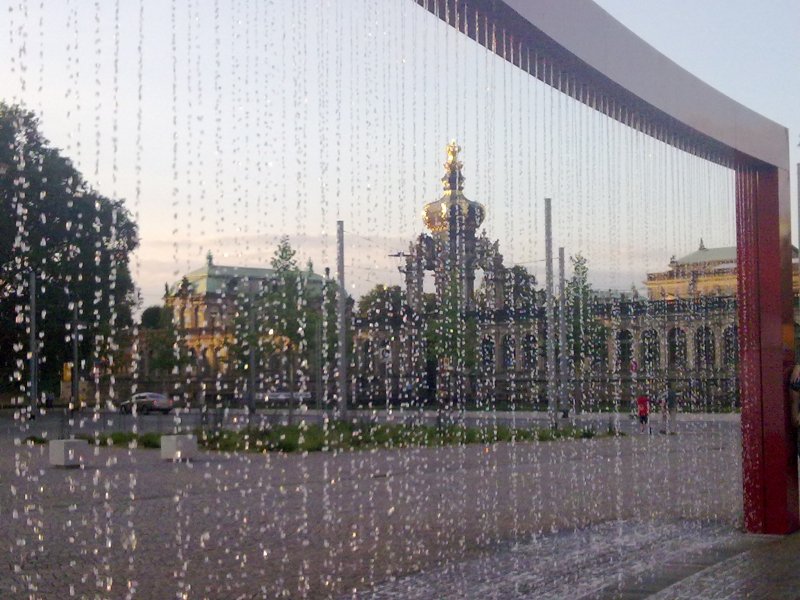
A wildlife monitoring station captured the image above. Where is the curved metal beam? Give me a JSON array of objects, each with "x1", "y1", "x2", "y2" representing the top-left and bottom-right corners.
[{"x1": 415, "y1": 0, "x2": 788, "y2": 170}]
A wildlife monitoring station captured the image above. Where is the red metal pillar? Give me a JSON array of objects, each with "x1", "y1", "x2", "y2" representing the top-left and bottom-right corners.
[{"x1": 737, "y1": 162, "x2": 798, "y2": 534}]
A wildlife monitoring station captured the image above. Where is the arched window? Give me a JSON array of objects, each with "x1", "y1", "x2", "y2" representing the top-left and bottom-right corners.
[
  {"x1": 481, "y1": 337, "x2": 495, "y2": 368},
  {"x1": 695, "y1": 326, "x2": 715, "y2": 371},
  {"x1": 591, "y1": 330, "x2": 609, "y2": 370},
  {"x1": 640, "y1": 329, "x2": 660, "y2": 373},
  {"x1": 616, "y1": 329, "x2": 633, "y2": 371},
  {"x1": 522, "y1": 334, "x2": 537, "y2": 370},
  {"x1": 723, "y1": 325, "x2": 738, "y2": 368},
  {"x1": 668, "y1": 328, "x2": 687, "y2": 369},
  {"x1": 501, "y1": 336, "x2": 515, "y2": 370}
]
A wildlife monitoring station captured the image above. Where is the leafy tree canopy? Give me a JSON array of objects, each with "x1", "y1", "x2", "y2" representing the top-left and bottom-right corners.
[
  {"x1": 271, "y1": 236, "x2": 298, "y2": 273},
  {"x1": 0, "y1": 103, "x2": 139, "y2": 392},
  {"x1": 565, "y1": 253, "x2": 607, "y2": 369},
  {"x1": 357, "y1": 284, "x2": 402, "y2": 320},
  {"x1": 140, "y1": 306, "x2": 163, "y2": 329}
]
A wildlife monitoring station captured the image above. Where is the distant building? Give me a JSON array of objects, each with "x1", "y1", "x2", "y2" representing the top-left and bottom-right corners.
[
  {"x1": 138, "y1": 251, "x2": 328, "y2": 404},
  {"x1": 354, "y1": 142, "x2": 544, "y2": 406},
  {"x1": 595, "y1": 241, "x2": 800, "y2": 408},
  {"x1": 645, "y1": 240, "x2": 800, "y2": 300}
]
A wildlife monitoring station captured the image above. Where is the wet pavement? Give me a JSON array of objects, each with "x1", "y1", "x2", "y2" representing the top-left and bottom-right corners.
[
  {"x1": 357, "y1": 520, "x2": 777, "y2": 600},
  {"x1": 2, "y1": 415, "x2": 796, "y2": 599}
]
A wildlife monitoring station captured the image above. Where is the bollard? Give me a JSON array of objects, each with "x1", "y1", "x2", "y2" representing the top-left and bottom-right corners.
[
  {"x1": 160, "y1": 434, "x2": 197, "y2": 461},
  {"x1": 49, "y1": 439, "x2": 86, "y2": 467}
]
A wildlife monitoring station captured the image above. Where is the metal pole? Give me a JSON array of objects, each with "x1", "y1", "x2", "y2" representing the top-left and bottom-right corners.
[
  {"x1": 72, "y1": 300, "x2": 79, "y2": 411},
  {"x1": 247, "y1": 290, "x2": 256, "y2": 417},
  {"x1": 544, "y1": 199, "x2": 556, "y2": 426},
  {"x1": 316, "y1": 315, "x2": 323, "y2": 410},
  {"x1": 558, "y1": 247, "x2": 568, "y2": 417},
  {"x1": 29, "y1": 270, "x2": 38, "y2": 416},
  {"x1": 337, "y1": 220, "x2": 348, "y2": 420}
]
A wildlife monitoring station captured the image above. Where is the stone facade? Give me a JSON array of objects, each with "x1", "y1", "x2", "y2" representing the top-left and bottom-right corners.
[{"x1": 139, "y1": 252, "x2": 327, "y2": 405}]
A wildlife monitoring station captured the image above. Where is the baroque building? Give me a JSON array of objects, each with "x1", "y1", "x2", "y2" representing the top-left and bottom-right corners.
[
  {"x1": 140, "y1": 251, "x2": 327, "y2": 404},
  {"x1": 353, "y1": 148, "x2": 800, "y2": 411},
  {"x1": 595, "y1": 242, "x2": 800, "y2": 408},
  {"x1": 354, "y1": 142, "x2": 544, "y2": 407},
  {"x1": 645, "y1": 240, "x2": 800, "y2": 300}
]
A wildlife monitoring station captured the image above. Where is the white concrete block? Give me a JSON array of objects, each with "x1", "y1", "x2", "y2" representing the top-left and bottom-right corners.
[
  {"x1": 160, "y1": 434, "x2": 197, "y2": 461},
  {"x1": 49, "y1": 439, "x2": 86, "y2": 467}
]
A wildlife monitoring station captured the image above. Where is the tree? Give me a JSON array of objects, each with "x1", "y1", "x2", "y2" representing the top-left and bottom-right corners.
[
  {"x1": 508, "y1": 265, "x2": 537, "y2": 317},
  {"x1": 0, "y1": 103, "x2": 139, "y2": 396},
  {"x1": 565, "y1": 254, "x2": 607, "y2": 371},
  {"x1": 357, "y1": 284, "x2": 402, "y2": 323},
  {"x1": 140, "y1": 305, "x2": 163, "y2": 330},
  {"x1": 271, "y1": 236, "x2": 298, "y2": 273},
  {"x1": 141, "y1": 306, "x2": 186, "y2": 377},
  {"x1": 225, "y1": 238, "x2": 327, "y2": 409}
]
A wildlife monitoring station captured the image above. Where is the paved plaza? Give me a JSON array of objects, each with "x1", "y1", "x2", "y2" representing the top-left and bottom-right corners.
[{"x1": 2, "y1": 414, "x2": 797, "y2": 598}]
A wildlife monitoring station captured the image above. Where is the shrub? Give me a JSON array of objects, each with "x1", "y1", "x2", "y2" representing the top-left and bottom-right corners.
[
  {"x1": 109, "y1": 431, "x2": 137, "y2": 447},
  {"x1": 275, "y1": 428, "x2": 300, "y2": 453},
  {"x1": 23, "y1": 435, "x2": 47, "y2": 445},
  {"x1": 535, "y1": 428, "x2": 556, "y2": 442},
  {"x1": 300, "y1": 425, "x2": 326, "y2": 452},
  {"x1": 138, "y1": 432, "x2": 161, "y2": 449}
]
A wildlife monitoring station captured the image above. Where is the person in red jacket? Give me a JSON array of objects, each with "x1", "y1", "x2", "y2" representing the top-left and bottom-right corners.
[{"x1": 636, "y1": 394, "x2": 650, "y2": 434}]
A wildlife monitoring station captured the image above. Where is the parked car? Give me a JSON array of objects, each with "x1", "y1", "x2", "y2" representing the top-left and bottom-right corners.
[
  {"x1": 118, "y1": 392, "x2": 173, "y2": 414},
  {"x1": 264, "y1": 390, "x2": 312, "y2": 405}
]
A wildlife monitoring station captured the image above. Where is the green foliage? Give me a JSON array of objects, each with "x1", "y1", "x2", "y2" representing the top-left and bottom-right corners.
[
  {"x1": 144, "y1": 307, "x2": 188, "y2": 375},
  {"x1": 195, "y1": 419, "x2": 608, "y2": 454},
  {"x1": 107, "y1": 431, "x2": 138, "y2": 446},
  {"x1": 508, "y1": 265, "x2": 537, "y2": 315},
  {"x1": 271, "y1": 236, "x2": 298, "y2": 273},
  {"x1": 23, "y1": 434, "x2": 48, "y2": 445},
  {"x1": 72, "y1": 431, "x2": 162, "y2": 448},
  {"x1": 226, "y1": 237, "x2": 341, "y2": 405},
  {"x1": 565, "y1": 254, "x2": 607, "y2": 370},
  {"x1": 138, "y1": 432, "x2": 162, "y2": 448},
  {"x1": 0, "y1": 103, "x2": 139, "y2": 393},
  {"x1": 140, "y1": 306, "x2": 163, "y2": 330},
  {"x1": 229, "y1": 238, "x2": 304, "y2": 371},
  {"x1": 357, "y1": 284, "x2": 403, "y2": 320}
]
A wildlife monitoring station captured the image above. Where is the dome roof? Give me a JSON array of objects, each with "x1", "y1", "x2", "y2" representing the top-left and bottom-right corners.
[{"x1": 422, "y1": 141, "x2": 485, "y2": 234}]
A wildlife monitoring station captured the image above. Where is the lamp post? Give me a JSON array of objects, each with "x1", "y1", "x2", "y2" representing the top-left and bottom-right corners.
[
  {"x1": 29, "y1": 270, "x2": 38, "y2": 417},
  {"x1": 70, "y1": 299, "x2": 83, "y2": 412}
]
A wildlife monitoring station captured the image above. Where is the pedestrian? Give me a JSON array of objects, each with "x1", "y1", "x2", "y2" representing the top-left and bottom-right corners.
[
  {"x1": 666, "y1": 386, "x2": 678, "y2": 434},
  {"x1": 636, "y1": 393, "x2": 650, "y2": 434}
]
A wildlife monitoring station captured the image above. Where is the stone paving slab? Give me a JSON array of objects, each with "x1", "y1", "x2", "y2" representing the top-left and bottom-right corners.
[
  {"x1": 648, "y1": 532, "x2": 800, "y2": 599},
  {"x1": 0, "y1": 422, "x2": 744, "y2": 598},
  {"x1": 357, "y1": 520, "x2": 773, "y2": 600}
]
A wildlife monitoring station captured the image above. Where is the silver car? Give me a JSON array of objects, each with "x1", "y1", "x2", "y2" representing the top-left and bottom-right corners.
[{"x1": 118, "y1": 392, "x2": 173, "y2": 414}]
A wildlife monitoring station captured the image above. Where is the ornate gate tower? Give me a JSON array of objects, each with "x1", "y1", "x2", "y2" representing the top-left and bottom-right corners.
[
  {"x1": 403, "y1": 142, "x2": 507, "y2": 408},
  {"x1": 420, "y1": 141, "x2": 485, "y2": 311}
]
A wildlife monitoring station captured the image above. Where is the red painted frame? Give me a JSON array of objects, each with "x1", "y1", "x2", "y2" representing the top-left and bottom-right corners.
[{"x1": 417, "y1": 0, "x2": 797, "y2": 533}]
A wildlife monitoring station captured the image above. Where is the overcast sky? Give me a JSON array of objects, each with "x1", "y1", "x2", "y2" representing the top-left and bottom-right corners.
[
  {"x1": 1, "y1": 0, "x2": 795, "y2": 309},
  {"x1": 594, "y1": 0, "x2": 799, "y2": 205}
]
